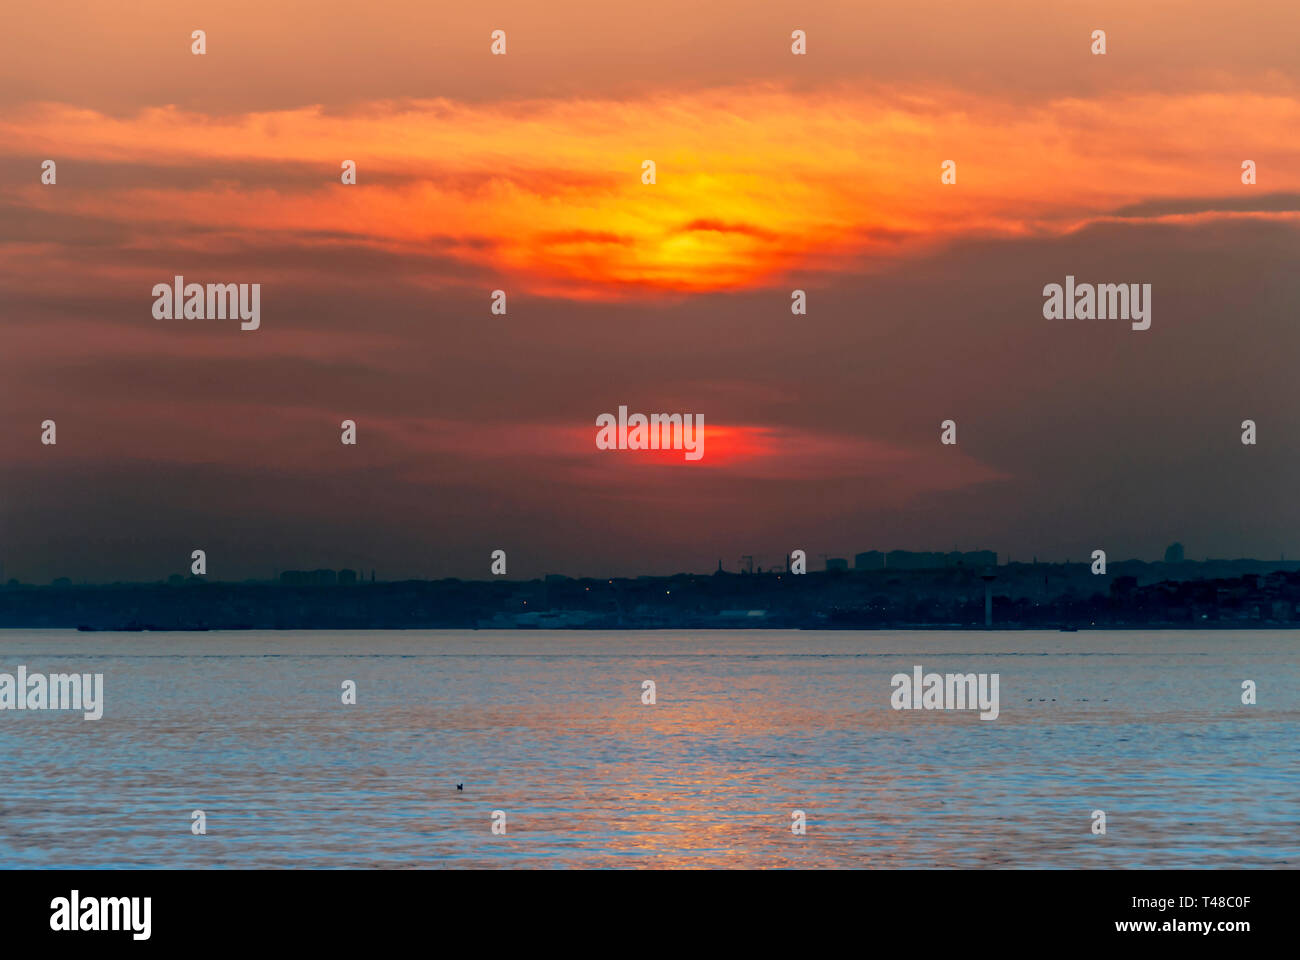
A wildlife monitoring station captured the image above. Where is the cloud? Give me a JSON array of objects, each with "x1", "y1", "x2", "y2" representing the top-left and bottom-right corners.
[
  {"x1": 3, "y1": 1, "x2": 1298, "y2": 114},
  {"x1": 1110, "y1": 193, "x2": 1300, "y2": 219},
  {"x1": 4, "y1": 87, "x2": 1300, "y2": 299},
  {"x1": 4, "y1": 29, "x2": 1300, "y2": 580}
]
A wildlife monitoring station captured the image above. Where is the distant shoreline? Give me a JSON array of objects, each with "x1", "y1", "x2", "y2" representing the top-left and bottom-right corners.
[
  {"x1": 0, "y1": 623, "x2": 1284, "y2": 632},
  {"x1": 5, "y1": 560, "x2": 1300, "y2": 632}
]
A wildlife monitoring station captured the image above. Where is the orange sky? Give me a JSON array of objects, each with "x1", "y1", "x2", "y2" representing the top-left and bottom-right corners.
[
  {"x1": 3, "y1": 3, "x2": 1299, "y2": 580},
  {"x1": 4, "y1": 88, "x2": 1300, "y2": 297}
]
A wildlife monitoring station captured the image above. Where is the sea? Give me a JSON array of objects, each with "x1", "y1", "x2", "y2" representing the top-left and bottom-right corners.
[{"x1": 0, "y1": 629, "x2": 1294, "y2": 868}]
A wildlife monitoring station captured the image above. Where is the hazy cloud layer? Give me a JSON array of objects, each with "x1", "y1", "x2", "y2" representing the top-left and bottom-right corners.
[{"x1": 2, "y1": 7, "x2": 1297, "y2": 580}]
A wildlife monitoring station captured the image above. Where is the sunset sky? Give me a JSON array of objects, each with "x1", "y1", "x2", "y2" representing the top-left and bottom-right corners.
[{"x1": 3, "y1": 1, "x2": 1300, "y2": 581}]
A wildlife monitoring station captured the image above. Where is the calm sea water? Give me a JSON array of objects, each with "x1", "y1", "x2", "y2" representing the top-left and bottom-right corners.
[{"x1": 0, "y1": 629, "x2": 1295, "y2": 869}]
